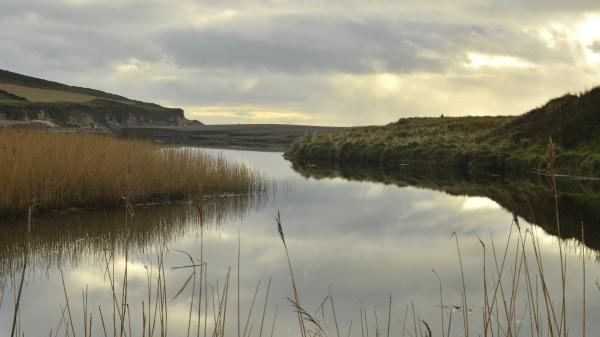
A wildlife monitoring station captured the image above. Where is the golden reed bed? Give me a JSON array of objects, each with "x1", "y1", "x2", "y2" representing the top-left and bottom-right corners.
[{"x1": 0, "y1": 128, "x2": 265, "y2": 217}]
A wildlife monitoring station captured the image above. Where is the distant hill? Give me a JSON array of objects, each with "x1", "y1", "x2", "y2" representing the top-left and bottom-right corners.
[
  {"x1": 0, "y1": 69, "x2": 201, "y2": 129},
  {"x1": 480, "y1": 87, "x2": 600, "y2": 149},
  {"x1": 286, "y1": 86, "x2": 600, "y2": 176}
]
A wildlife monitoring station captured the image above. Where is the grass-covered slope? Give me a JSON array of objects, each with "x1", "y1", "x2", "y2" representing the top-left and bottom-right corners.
[
  {"x1": 0, "y1": 69, "x2": 200, "y2": 129},
  {"x1": 286, "y1": 87, "x2": 600, "y2": 176},
  {"x1": 482, "y1": 87, "x2": 600, "y2": 148}
]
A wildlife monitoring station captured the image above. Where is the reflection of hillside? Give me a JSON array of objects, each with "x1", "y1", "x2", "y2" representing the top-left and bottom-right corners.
[
  {"x1": 0, "y1": 194, "x2": 266, "y2": 278},
  {"x1": 291, "y1": 161, "x2": 600, "y2": 251}
]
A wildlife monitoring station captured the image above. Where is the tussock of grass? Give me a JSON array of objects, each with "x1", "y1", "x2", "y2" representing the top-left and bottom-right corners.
[{"x1": 0, "y1": 128, "x2": 265, "y2": 217}]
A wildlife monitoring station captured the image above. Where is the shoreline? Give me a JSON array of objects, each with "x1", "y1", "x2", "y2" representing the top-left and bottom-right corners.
[
  {"x1": 116, "y1": 124, "x2": 348, "y2": 151},
  {"x1": 0, "y1": 122, "x2": 348, "y2": 151}
]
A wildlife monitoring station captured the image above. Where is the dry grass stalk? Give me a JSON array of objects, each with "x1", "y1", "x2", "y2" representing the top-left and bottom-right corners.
[
  {"x1": 275, "y1": 211, "x2": 308, "y2": 337},
  {"x1": 0, "y1": 128, "x2": 265, "y2": 217}
]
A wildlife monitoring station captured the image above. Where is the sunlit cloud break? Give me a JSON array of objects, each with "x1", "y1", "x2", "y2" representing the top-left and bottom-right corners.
[
  {"x1": 185, "y1": 105, "x2": 314, "y2": 124},
  {"x1": 465, "y1": 52, "x2": 535, "y2": 69}
]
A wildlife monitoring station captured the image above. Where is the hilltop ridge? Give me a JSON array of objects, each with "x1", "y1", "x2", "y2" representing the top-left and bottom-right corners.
[
  {"x1": 480, "y1": 87, "x2": 600, "y2": 148},
  {"x1": 0, "y1": 69, "x2": 201, "y2": 129}
]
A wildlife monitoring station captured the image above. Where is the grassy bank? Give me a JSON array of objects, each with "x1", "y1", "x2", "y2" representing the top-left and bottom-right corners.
[
  {"x1": 286, "y1": 86, "x2": 600, "y2": 176},
  {"x1": 286, "y1": 116, "x2": 514, "y2": 170},
  {"x1": 0, "y1": 128, "x2": 265, "y2": 217}
]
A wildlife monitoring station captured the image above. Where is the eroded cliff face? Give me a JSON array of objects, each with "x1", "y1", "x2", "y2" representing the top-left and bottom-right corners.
[{"x1": 0, "y1": 99, "x2": 201, "y2": 129}]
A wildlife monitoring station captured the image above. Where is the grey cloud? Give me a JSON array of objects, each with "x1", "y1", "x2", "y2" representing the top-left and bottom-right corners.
[
  {"x1": 0, "y1": 2, "x2": 163, "y2": 77},
  {"x1": 143, "y1": 74, "x2": 330, "y2": 106},
  {"x1": 0, "y1": 1, "x2": 582, "y2": 77},
  {"x1": 591, "y1": 40, "x2": 600, "y2": 53},
  {"x1": 158, "y1": 17, "x2": 446, "y2": 74},
  {"x1": 474, "y1": 0, "x2": 600, "y2": 14},
  {"x1": 0, "y1": 0, "x2": 162, "y2": 25},
  {"x1": 3, "y1": 28, "x2": 155, "y2": 68},
  {"x1": 157, "y1": 13, "x2": 576, "y2": 75}
]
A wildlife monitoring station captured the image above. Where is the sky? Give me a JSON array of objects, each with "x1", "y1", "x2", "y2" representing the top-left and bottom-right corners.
[{"x1": 1, "y1": 1, "x2": 600, "y2": 126}]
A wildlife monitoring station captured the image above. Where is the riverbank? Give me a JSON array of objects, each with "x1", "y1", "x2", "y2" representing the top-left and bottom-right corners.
[
  {"x1": 0, "y1": 128, "x2": 266, "y2": 218},
  {"x1": 1, "y1": 123, "x2": 347, "y2": 152},
  {"x1": 286, "y1": 86, "x2": 600, "y2": 176}
]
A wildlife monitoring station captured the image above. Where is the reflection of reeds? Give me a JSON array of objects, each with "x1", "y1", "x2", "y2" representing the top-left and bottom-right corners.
[
  {"x1": 0, "y1": 128, "x2": 266, "y2": 217},
  {"x1": 9, "y1": 206, "x2": 30, "y2": 337},
  {"x1": 0, "y1": 194, "x2": 267, "y2": 278},
  {"x1": 5, "y1": 208, "x2": 594, "y2": 337},
  {"x1": 276, "y1": 211, "x2": 308, "y2": 337},
  {"x1": 51, "y1": 200, "x2": 277, "y2": 337},
  {"x1": 269, "y1": 184, "x2": 590, "y2": 336}
]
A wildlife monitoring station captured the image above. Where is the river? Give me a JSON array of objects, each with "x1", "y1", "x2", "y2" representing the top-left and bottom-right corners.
[{"x1": 0, "y1": 148, "x2": 598, "y2": 337}]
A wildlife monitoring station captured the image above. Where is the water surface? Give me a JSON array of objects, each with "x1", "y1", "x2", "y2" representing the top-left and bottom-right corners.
[{"x1": 1, "y1": 149, "x2": 598, "y2": 337}]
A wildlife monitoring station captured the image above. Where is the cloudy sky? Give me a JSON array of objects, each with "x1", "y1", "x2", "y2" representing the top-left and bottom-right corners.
[{"x1": 1, "y1": 0, "x2": 600, "y2": 125}]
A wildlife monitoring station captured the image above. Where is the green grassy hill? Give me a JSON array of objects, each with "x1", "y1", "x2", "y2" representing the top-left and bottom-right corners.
[
  {"x1": 481, "y1": 87, "x2": 600, "y2": 149},
  {"x1": 0, "y1": 69, "x2": 201, "y2": 129},
  {"x1": 286, "y1": 87, "x2": 600, "y2": 176}
]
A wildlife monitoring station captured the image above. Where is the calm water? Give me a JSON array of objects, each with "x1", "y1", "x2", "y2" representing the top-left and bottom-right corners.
[{"x1": 1, "y1": 149, "x2": 599, "y2": 337}]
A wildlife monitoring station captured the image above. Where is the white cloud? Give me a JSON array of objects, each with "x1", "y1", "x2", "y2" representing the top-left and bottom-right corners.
[
  {"x1": 462, "y1": 197, "x2": 501, "y2": 211},
  {"x1": 577, "y1": 14, "x2": 600, "y2": 63},
  {"x1": 465, "y1": 52, "x2": 535, "y2": 69},
  {"x1": 184, "y1": 105, "x2": 314, "y2": 124}
]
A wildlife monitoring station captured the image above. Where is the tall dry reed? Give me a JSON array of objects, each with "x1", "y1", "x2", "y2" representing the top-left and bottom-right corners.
[{"x1": 0, "y1": 128, "x2": 265, "y2": 217}]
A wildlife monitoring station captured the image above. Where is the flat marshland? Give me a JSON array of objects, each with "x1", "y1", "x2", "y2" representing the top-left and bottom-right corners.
[{"x1": 0, "y1": 128, "x2": 265, "y2": 217}]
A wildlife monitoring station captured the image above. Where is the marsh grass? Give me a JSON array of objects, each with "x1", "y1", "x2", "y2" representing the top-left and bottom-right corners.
[{"x1": 0, "y1": 128, "x2": 266, "y2": 217}]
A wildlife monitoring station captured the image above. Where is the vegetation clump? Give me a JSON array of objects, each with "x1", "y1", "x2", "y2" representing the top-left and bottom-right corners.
[
  {"x1": 286, "y1": 116, "x2": 512, "y2": 169},
  {"x1": 0, "y1": 128, "x2": 265, "y2": 217}
]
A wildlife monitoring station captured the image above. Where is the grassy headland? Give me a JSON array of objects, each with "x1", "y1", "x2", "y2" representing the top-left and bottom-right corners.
[
  {"x1": 0, "y1": 69, "x2": 200, "y2": 129},
  {"x1": 286, "y1": 86, "x2": 600, "y2": 176},
  {"x1": 0, "y1": 128, "x2": 265, "y2": 217}
]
